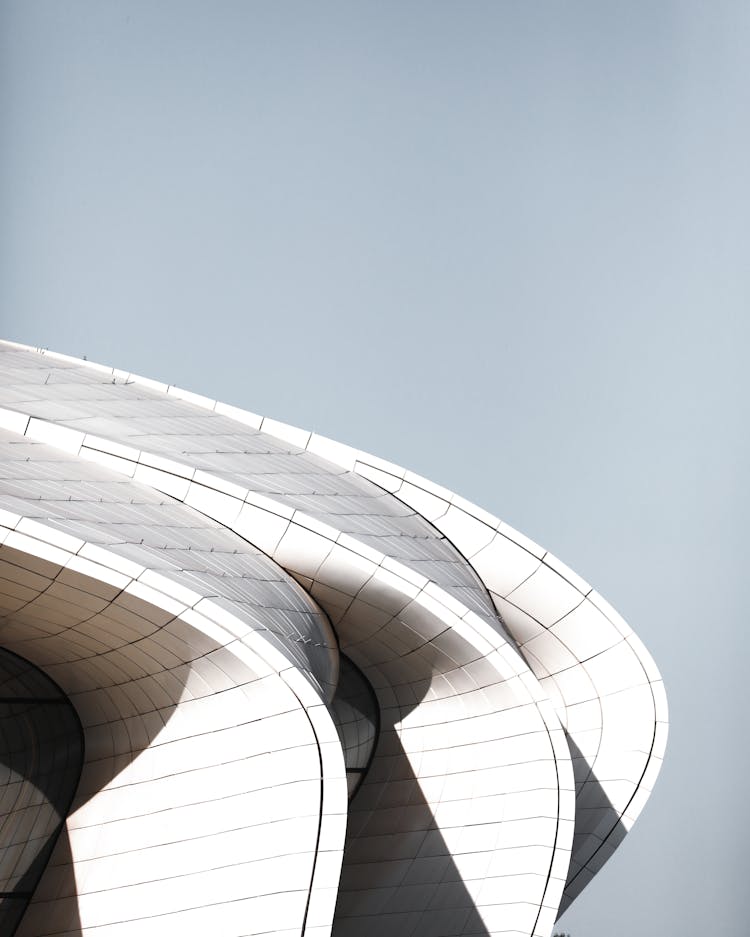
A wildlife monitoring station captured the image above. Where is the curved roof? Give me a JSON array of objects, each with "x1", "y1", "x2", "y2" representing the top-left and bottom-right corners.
[{"x1": 0, "y1": 340, "x2": 667, "y2": 936}]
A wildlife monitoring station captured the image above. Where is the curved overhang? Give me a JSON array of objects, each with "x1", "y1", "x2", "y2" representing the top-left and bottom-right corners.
[
  {"x1": 0, "y1": 444, "x2": 346, "y2": 935},
  {"x1": 0, "y1": 340, "x2": 667, "y2": 936}
]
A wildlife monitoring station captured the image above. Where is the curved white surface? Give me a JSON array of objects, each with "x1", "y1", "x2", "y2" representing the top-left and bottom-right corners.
[
  {"x1": 0, "y1": 341, "x2": 667, "y2": 937},
  {"x1": 0, "y1": 439, "x2": 346, "y2": 936}
]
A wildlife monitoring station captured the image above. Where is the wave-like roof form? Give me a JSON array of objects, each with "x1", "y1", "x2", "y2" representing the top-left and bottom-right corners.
[{"x1": 0, "y1": 340, "x2": 667, "y2": 937}]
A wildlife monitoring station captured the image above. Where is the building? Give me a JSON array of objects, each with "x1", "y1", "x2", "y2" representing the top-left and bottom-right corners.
[{"x1": 0, "y1": 340, "x2": 667, "y2": 937}]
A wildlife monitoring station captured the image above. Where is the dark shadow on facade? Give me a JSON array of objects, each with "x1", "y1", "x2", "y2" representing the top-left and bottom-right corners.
[
  {"x1": 332, "y1": 664, "x2": 492, "y2": 937},
  {"x1": 557, "y1": 732, "x2": 628, "y2": 918},
  {"x1": 0, "y1": 645, "x2": 193, "y2": 937},
  {"x1": 0, "y1": 651, "x2": 83, "y2": 937}
]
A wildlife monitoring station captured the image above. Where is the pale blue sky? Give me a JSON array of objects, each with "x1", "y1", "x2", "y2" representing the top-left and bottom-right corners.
[{"x1": 2, "y1": 2, "x2": 749, "y2": 934}]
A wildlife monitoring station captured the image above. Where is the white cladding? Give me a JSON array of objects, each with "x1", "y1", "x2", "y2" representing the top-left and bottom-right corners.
[{"x1": 0, "y1": 341, "x2": 667, "y2": 937}]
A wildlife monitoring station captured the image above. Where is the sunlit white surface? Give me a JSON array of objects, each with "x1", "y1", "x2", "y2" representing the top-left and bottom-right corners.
[{"x1": 0, "y1": 341, "x2": 666, "y2": 936}]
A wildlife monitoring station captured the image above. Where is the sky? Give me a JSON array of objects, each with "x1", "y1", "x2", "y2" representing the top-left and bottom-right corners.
[{"x1": 1, "y1": 2, "x2": 749, "y2": 934}]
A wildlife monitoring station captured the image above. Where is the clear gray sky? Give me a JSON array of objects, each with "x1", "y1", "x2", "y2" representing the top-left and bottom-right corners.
[{"x1": 2, "y1": 2, "x2": 748, "y2": 934}]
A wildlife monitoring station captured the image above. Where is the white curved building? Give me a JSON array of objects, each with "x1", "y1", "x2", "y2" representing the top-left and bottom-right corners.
[{"x1": 0, "y1": 340, "x2": 667, "y2": 937}]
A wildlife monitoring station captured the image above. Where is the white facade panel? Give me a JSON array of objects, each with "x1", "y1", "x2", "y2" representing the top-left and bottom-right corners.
[{"x1": 0, "y1": 341, "x2": 666, "y2": 937}]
